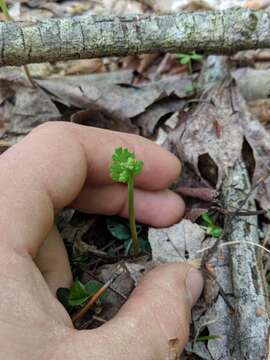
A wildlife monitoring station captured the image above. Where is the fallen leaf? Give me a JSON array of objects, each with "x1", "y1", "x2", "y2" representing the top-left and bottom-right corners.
[
  {"x1": 136, "y1": 99, "x2": 184, "y2": 137},
  {"x1": 148, "y1": 219, "x2": 205, "y2": 263},
  {"x1": 0, "y1": 77, "x2": 60, "y2": 140},
  {"x1": 66, "y1": 59, "x2": 105, "y2": 75},
  {"x1": 248, "y1": 99, "x2": 270, "y2": 124},
  {"x1": 233, "y1": 68, "x2": 270, "y2": 101}
]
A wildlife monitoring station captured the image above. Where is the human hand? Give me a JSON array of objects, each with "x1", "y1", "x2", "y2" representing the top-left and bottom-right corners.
[{"x1": 0, "y1": 122, "x2": 203, "y2": 360}]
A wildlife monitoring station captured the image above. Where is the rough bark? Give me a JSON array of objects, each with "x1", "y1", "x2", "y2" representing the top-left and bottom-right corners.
[
  {"x1": 221, "y1": 160, "x2": 269, "y2": 360},
  {"x1": 1, "y1": 8, "x2": 270, "y2": 66}
]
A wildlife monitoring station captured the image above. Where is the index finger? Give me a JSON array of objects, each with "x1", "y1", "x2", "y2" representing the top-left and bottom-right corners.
[
  {"x1": 72, "y1": 124, "x2": 181, "y2": 189},
  {"x1": 0, "y1": 122, "x2": 181, "y2": 257}
]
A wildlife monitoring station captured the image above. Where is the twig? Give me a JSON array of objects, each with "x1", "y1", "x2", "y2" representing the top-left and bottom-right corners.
[
  {"x1": 198, "y1": 240, "x2": 270, "y2": 256},
  {"x1": 71, "y1": 264, "x2": 125, "y2": 323},
  {"x1": 211, "y1": 205, "x2": 268, "y2": 216},
  {"x1": 201, "y1": 174, "x2": 270, "y2": 266}
]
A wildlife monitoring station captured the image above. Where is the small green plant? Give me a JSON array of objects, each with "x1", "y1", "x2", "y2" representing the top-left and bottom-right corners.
[
  {"x1": 0, "y1": 0, "x2": 11, "y2": 19},
  {"x1": 176, "y1": 51, "x2": 203, "y2": 74},
  {"x1": 57, "y1": 279, "x2": 107, "y2": 309},
  {"x1": 200, "y1": 212, "x2": 222, "y2": 238},
  {"x1": 106, "y1": 217, "x2": 151, "y2": 255},
  {"x1": 110, "y1": 147, "x2": 144, "y2": 255}
]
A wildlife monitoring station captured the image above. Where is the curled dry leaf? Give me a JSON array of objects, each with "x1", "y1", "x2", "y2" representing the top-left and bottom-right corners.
[{"x1": 136, "y1": 99, "x2": 184, "y2": 137}]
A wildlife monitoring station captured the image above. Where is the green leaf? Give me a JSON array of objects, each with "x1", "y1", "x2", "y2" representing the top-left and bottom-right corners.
[
  {"x1": 68, "y1": 279, "x2": 91, "y2": 306},
  {"x1": 201, "y1": 212, "x2": 214, "y2": 226},
  {"x1": 190, "y1": 51, "x2": 203, "y2": 61},
  {"x1": 124, "y1": 236, "x2": 151, "y2": 255},
  {"x1": 85, "y1": 281, "x2": 108, "y2": 303},
  {"x1": 209, "y1": 227, "x2": 222, "y2": 238},
  {"x1": 107, "y1": 218, "x2": 131, "y2": 240},
  {"x1": 180, "y1": 56, "x2": 190, "y2": 65},
  {"x1": 200, "y1": 213, "x2": 222, "y2": 238},
  {"x1": 110, "y1": 147, "x2": 144, "y2": 183},
  {"x1": 138, "y1": 237, "x2": 151, "y2": 252}
]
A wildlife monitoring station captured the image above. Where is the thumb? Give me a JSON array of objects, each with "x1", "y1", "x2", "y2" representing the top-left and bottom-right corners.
[{"x1": 59, "y1": 263, "x2": 204, "y2": 360}]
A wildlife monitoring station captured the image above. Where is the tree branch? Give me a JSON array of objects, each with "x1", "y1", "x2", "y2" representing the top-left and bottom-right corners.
[
  {"x1": 1, "y1": 8, "x2": 270, "y2": 66},
  {"x1": 221, "y1": 160, "x2": 269, "y2": 360}
]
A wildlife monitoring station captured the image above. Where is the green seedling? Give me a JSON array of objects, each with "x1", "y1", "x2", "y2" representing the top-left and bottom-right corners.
[
  {"x1": 200, "y1": 212, "x2": 222, "y2": 238},
  {"x1": 0, "y1": 0, "x2": 11, "y2": 19},
  {"x1": 106, "y1": 217, "x2": 151, "y2": 255},
  {"x1": 176, "y1": 51, "x2": 203, "y2": 74},
  {"x1": 57, "y1": 279, "x2": 107, "y2": 309},
  {"x1": 110, "y1": 147, "x2": 144, "y2": 255}
]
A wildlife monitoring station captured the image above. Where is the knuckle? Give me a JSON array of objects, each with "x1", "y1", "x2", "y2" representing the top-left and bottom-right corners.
[{"x1": 33, "y1": 121, "x2": 71, "y2": 137}]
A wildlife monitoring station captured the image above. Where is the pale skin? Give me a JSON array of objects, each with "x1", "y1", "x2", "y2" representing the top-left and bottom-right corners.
[{"x1": 0, "y1": 122, "x2": 204, "y2": 360}]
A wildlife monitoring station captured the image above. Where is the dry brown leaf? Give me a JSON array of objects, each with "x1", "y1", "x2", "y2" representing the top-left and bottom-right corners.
[
  {"x1": 148, "y1": 220, "x2": 205, "y2": 263},
  {"x1": 248, "y1": 99, "x2": 270, "y2": 123},
  {"x1": 38, "y1": 74, "x2": 192, "y2": 122},
  {"x1": 167, "y1": 66, "x2": 244, "y2": 187},
  {"x1": 167, "y1": 56, "x2": 270, "y2": 213},
  {"x1": 0, "y1": 77, "x2": 60, "y2": 140},
  {"x1": 66, "y1": 59, "x2": 105, "y2": 75},
  {"x1": 233, "y1": 68, "x2": 270, "y2": 101},
  {"x1": 136, "y1": 99, "x2": 184, "y2": 137}
]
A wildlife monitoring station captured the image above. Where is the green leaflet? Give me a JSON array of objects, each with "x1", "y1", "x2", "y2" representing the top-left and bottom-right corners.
[{"x1": 110, "y1": 147, "x2": 144, "y2": 183}]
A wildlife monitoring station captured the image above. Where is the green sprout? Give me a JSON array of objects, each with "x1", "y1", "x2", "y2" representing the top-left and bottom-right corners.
[
  {"x1": 200, "y1": 212, "x2": 222, "y2": 238},
  {"x1": 110, "y1": 147, "x2": 144, "y2": 255},
  {"x1": 57, "y1": 279, "x2": 107, "y2": 310},
  {"x1": 176, "y1": 51, "x2": 203, "y2": 74},
  {"x1": 0, "y1": 0, "x2": 11, "y2": 19}
]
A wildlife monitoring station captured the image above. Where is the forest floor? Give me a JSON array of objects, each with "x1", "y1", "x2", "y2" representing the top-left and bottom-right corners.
[{"x1": 1, "y1": 0, "x2": 270, "y2": 359}]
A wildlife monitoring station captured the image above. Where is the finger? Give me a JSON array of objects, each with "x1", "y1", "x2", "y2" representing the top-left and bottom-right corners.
[
  {"x1": 72, "y1": 184, "x2": 185, "y2": 227},
  {"x1": 56, "y1": 264, "x2": 204, "y2": 360},
  {"x1": 71, "y1": 124, "x2": 181, "y2": 188},
  {"x1": 0, "y1": 122, "x2": 181, "y2": 257},
  {"x1": 34, "y1": 226, "x2": 72, "y2": 294}
]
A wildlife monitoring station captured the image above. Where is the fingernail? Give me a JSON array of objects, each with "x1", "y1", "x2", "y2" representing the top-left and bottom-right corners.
[{"x1": 185, "y1": 269, "x2": 204, "y2": 306}]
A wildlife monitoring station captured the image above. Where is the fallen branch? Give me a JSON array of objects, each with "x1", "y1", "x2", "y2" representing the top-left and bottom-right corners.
[
  {"x1": 1, "y1": 8, "x2": 270, "y2": 66},
  {"x1": 221, "y1": 160, "x2": 269, "y2": 359}
]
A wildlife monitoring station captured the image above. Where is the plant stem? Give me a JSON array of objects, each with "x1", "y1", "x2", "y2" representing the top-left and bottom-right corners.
[
  {"x1": 23, "y1": 64, "x2": 36, "y2": 88},
  {"x1": 188, "y1": 60, "x2": 192, "y2": 75},
  {"x1": 0, "y1": 0, "x2": 11, "y2": 20},
  {"x1": 128, "y1": 174, "x2": 139, "y2": 256}
]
